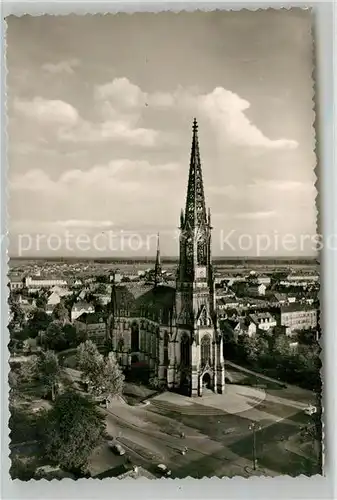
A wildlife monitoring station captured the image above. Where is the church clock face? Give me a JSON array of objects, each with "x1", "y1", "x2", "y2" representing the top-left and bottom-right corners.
[{"x1": 196, "y1": 266, "x2": 207, "y2": 279}]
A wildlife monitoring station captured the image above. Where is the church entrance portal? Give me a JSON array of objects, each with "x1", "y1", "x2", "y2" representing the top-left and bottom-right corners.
[
  {"x1": 131, "y1": 354, "x2": 139, "y2": 364},
  {"x1": 202, "y1": 372, "x2": 212, "y2": 390},
  {"x1": 127, "y1": 354, "x2": 149, "y2": 384},
  {"x1": 179, "y1": 372, "x2": 191, "y2": 396}
]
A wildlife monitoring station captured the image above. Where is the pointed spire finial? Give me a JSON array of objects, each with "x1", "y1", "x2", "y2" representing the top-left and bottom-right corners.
[{"x1": 184, "y1": 118, "x2": 207, "y2": 229}]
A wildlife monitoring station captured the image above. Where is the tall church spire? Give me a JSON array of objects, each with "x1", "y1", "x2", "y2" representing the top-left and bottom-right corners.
[
  {"x1": 174, "y1": 120, "x2": 224, "y2": 398},
  {"x1": 178, "y1": 119, "x2": 211, "y2": 283},
  {"x1": 154, "y1": 233, "x2": 162, "y2": 287},
  {"x1": 183, "y1": 118, "x2": 207, "y2": 230}
]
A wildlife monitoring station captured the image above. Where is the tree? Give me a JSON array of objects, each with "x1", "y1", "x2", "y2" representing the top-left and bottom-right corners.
[
  {"x1": 43, "y1": 391, "x2": 105, "y2": 475},
  {"x1": 63, "y1": 323, "x2": 86, "y2": 348},
  {"x1": 77, "y1": 340, "x2": 103, "y2": 378},
  {"x1": 52, "y1": 301, "x2": 69, "y2": 324},
  {"x1": 99, "y1": 352, "x2": 125, "y2": 400},
  {"x1": 44, "y1": 320, "x2": 67, "y2": 351},
  {"x1": 37, "y1": 350, "x2": 60, "y2": 401},
  {"x1": 96, "y1": 283, "x2": 108, "y2": 295},
  {"x1": 18, "y1": 355, "x2": 39, "y2": 383},
  {"x1": 10, "y1": 456, "x2": 36, "y2": 481},
  {"x1": 10, "y1": 302, "x2": 25, "y2": 327},
  {"x1": 26, "y1": 308, "x2": 52, "y2": 338},
  {"x1": 36, "y1": 295, "x2": 48, "y2": 311},
  {"x1": 93, "y1": 295, "x2": 105, "y2": 313},
  {"x1": 226, "y1": 308, "x2": 238, "y2": 319},
  {"x1": 296, "y1": 328, "x2": 318, "y2": 346},
  {"x1": 64, "y1": 293, "x2": 77, "y2": 312},
  {"x1": 96, "y1": 274, "x2": 110, "y2": 284},
  {"x1": 246, "y1": 335, "x2": 269, "y2": 366},
  {"x1": 76, "y1": 341, "x2": 124, "y2": 399}
]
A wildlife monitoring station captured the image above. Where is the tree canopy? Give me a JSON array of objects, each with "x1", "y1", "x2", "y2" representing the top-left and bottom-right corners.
[
  {"x1": 76, "y1": 341, "x2": 124, "y2": 399},
  {"x1": 42, "y1": 391, "x2": 105, "y2": 474},
  {"x1": 25, "y1": 308, "x2": 52, "y2": 338},
  {"x1": 10, "y1": 302, "x2": 25, "y2": 327},
  {"x1": 36, "y1": 295, "x2": 48, "y2": 311},
  {"x1": 43, "y1": 320, "x2": 67, "y2": 351},
  {"x1": 221, "y1": 323, "x2": 321, "y2": 390},
  {"x1": 37, "y1": 350, "x2": 60, "y2": 401},
  {"x1": 52, "y1": 301, "x2": 69, "y2": 324}
]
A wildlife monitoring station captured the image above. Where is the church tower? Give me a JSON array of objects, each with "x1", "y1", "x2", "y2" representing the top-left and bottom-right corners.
[{"x1": 173, "y1": 119, "x2": 225, "y2": 396}]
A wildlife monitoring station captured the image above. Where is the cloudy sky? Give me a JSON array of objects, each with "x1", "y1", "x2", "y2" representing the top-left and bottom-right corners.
[{"x1": 7, "y1": 10, "x2": 316, "y2": 258}]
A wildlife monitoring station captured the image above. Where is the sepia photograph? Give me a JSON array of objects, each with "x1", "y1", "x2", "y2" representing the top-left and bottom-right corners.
[{"x1": 6, "y1": 10, "x2": 321, "y2": 480}]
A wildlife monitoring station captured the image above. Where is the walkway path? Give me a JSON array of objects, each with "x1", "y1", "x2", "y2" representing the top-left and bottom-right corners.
[
  {"x1": 225, "y1": 360, "x2": 286, "y2": 386},
  {"x1": 151, "y1": 385, "x2": 266, "y2": 416}
]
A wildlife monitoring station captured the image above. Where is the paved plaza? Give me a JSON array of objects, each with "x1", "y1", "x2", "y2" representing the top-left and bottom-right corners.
[{"x1": 97, "y1": 382, "x2": 320, "y2": 478}]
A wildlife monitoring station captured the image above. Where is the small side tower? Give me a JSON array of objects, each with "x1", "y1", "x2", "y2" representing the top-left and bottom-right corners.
[{"x1": 154, "y1": 233, "x2": 162, "y2": 287}]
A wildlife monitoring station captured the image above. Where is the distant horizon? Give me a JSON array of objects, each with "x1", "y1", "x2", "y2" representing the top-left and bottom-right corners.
[{"x1": 9, "y1": 255, "x2": 319, "y2": 262}]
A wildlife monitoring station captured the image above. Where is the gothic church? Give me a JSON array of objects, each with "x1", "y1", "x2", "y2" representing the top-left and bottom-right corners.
[{"x1": 107, "y1": 120, "x2": 225, "y2": 397}]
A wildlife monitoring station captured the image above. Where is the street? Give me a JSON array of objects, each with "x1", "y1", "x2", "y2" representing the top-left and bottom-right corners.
[{"x1": 91, "y1": 380, "x2": 319, "y2": 478}]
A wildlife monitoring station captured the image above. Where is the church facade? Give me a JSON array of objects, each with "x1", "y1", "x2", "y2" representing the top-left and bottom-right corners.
[{"x1": 106, "y1": 119, "x2": 225, "y2": 397}]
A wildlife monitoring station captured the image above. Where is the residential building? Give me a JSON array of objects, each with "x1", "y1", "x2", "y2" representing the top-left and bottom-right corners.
[
  {"x1": 249, "y1": 312, "x2": 277, "y2": 332},
  {"x1": 273, "y1": 292, "x2": 297, "y2": 305},
  {"x1": 75, "y1": 312, "x2": 106, "y2": 346},
  {"x1": 257, "y1": 275, "x2": 271, "y2": 286},
  {"x1": 278, "y1": 304, "x2": 318, "y2": 334},
  {"x1": 216, "y1": 296, "x2": 239, "y2": 316},
  {"x1": 247, "y1": 283, "x2": 267, "y2": 297},
  {"x1": 71, "y1": 301, "x2": 95, "y2": 322},
  {"x1": 9, "y1": 276, "x2": 24, "y2": 290},
  {"x1": 47, "y1": 291, "x2": 61, "y2": 307},
  {"x1": 286, "y1": 273, "x2": 319, "y2": 283},
  {"x1": 25, "y1": 276, "x2": 68, "y2": 289}
]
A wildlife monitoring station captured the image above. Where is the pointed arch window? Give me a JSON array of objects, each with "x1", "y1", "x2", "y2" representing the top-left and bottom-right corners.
[
  {"x1": 117, "y1": 337, "x2": 124, "y2": 352},
  {"x1": 201, "y1": 335, "x2": 211, "y2": 366},
  {"x1": 200, "y1": 307, "x2": 208, "y2": 326},
  {"x1": 164, "y1": 332, "x2": 169, "y2": 366},
  {"x1": 131, "y1": 322, "x2": 139, "y2": 351},
  {"x1": 181, "y1": 334, "x2": 190, "y2": 367}
]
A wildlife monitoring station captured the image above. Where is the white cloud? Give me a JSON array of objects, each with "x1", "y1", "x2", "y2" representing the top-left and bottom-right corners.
[
  {"x1": 93, "y1": 79, "x2": 298, "y2": 150},
  {"x1": 10, "y1": 159, "x2": 179, "y2": 195},
  {"x1": 10, "y1": 169, "x2": 57, "y2": 192},
  {"x1": 251, "y1": 180, "x2": 315, "y2": 192},
  {"x1": 58, "y1": 119, "x2": 160, "y2": 147},
  {"x1": 149, "y1": 92, "x2": 176, "y2": 108},
  {"x1": 42, "y1": 58, "x2": 80, "y2": 75},
  {"x1": 56, "y1": 220, "x2": 114, "y2": 228},
  {"x1": 94, "y1": 77, "x2": 146, "y2": 108},
  {"x1": 13, "y1": 97, "x2": 79, "y2": 126},
  {"x1": 13, "y1": 78, "x2": 295, "y2": 152},
  {"x1": 13, "y1": 94, "x2": 161, "y2": 148},
  {"x1": 198, "y1": 88, "x2": 298, "y2": 150},
  {"x1": 208, "y1": 184, "x2": 241, "y2": 199},
  {"x1": 235, "y1": 211, "x2": 277, "y2": 220}
]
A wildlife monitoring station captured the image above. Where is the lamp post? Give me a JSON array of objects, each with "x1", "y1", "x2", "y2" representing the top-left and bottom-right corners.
[{"x1": 249, "y1": 422, "x2": 262, "y2": 471}]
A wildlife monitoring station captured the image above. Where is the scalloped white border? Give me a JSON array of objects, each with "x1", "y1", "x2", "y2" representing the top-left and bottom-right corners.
[{"x1": 1, "y1": 2, "x2": 335, "y2": 499}]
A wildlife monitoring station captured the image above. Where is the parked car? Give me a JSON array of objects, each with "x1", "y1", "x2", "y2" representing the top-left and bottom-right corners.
[
  {"x1": 109, "y1": 442, "x2": 126, "y2": 456},
  {"x1": 157, "y1": 464, "x2": 172, "y2": 477},
  {"x1": 304, "y1": 404, "x2": 317, "y2": 416}
]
